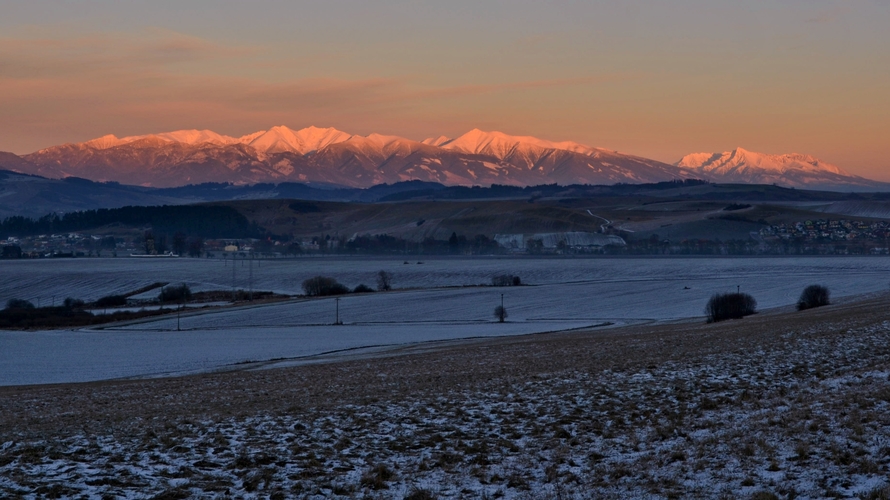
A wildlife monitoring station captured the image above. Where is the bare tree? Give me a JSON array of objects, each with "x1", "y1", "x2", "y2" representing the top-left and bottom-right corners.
[
  {"x1": 494, "y1": 305, "x2": 507, "y2": 323},
  {"x1": 143, "y1": 230, "x2": 156, "y2": 255},
  {"x1": 172, "y1": 231, "x2": 187, "y2": 256},
  {"x1": 376, "y1": 270, "x2": 392, "y2": 291}
]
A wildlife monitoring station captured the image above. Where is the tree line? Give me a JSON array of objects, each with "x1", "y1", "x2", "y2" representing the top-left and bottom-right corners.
[{"x1": 0, "y1": 205, "x2": 264, "y2": 239}]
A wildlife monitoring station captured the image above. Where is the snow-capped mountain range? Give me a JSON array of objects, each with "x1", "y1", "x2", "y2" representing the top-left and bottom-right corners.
[{"x1": 1, "y1": 126, "x2": 884, "y2": 191}]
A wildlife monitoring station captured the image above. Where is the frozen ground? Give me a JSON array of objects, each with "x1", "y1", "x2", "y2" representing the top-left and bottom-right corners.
[
  {"x1": 1, "y1": 295, "x2": 889, "y2": 498},
  {"x1": 2, "y1": 257, "x2": 890, "y2": 385}
]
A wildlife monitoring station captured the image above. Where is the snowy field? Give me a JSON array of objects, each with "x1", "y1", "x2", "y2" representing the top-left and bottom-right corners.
[
  {"x1": 1, "y1": 321, "x2": 596, "y2": 386},
  {"x1": 3, "y1": 255, "x2": 889, "y2": 305},
  {"x1": 2, "y1": 256, "x2": 890, "y2": 385},
  {"x1": 2, "y1": 296, "x2": 890, "y2": 499}
]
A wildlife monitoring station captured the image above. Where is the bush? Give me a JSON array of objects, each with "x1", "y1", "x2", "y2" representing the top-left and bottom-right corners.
[
  {"x1": 158, "y1": 284, "x2": 192, "y2": 303},
  {"x1": 360, "y1": 464, "x2": 394, "y2": 490},
  {"x1": 705, "y1": 292, "x2": 757, "y2": 323},
  {"x1": 353, "y1": 284, "x2": 375, "y2": 293},
  {"x1": 94, "y1": 294, "x2": 127, "y2": 308},
  {"x1": 404, "y1": 488, "x2": 437, "y2": 500},
  {"x1": 797, "y1": 284, "x2": 830, "y2": 311},
  {"x1": 377, "y1": 270, "x2": 392, "y2": 291},
  {"x1": 302, "y1": 276, "x2": 349, "y2": 296},
  {"x1": 494, "y1": 305, "x2": 508, "y2": 323},
  {"x1": 63, "y1": 297, "x2": 85, "y2": 309},
  {"x1": 492, "y1": 274, "x2": 521, "y2": 286},
  {"x1": 5, "y1": 298, "x2": 35, "y2": 310}
]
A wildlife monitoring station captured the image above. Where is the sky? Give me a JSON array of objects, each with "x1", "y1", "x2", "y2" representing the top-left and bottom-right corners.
[{"x1": 1, "y1": 0, "x2": 889, "y2": 179}]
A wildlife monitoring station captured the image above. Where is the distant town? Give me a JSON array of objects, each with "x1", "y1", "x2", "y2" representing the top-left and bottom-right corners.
[{"x1": 3, "y1": 216, "x2": 890, "y2": 259}]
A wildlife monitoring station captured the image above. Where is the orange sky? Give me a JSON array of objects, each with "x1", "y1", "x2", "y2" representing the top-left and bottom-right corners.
[{"x1": 1, "y1": 1, "x2": 889, "y2": 179}]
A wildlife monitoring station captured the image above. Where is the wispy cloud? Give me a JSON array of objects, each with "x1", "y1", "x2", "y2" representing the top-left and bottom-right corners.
[
  {"x1": 0, "y1": 29, "x2": 624, "y2": 152},
  {"x1": 409, "y1": 76, "x2": 634, "y2": 100},
  {"x1": 0, "y1": 29, "x2": 248, "y2": 79},
  {"x1": 805, "y1": 4, "x2": 851, "y2": 24}
]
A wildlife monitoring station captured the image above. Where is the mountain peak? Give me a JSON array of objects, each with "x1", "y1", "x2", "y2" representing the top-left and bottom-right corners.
[
  {"x1": 443, "y1": 129, "x2": 598, "y2": 159},
  {"x1": 676, "y1": 148, "x2": 853, "y2": 184},
  {"x1": 422, "y1": 135, "x2": 452, "y2": 147},
  {"x1": 83, "y1": 134, "x2": 124, "y2": 150},
  {"x1": 153, "y1": 129, "x2": 238, "y2": 146},
  {"x1": 240, "y1": 126, "x2": 353, "y2": 154}
]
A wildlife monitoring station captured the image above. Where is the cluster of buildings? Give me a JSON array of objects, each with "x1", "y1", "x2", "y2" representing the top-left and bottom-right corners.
[
  {"x1": 759, "y1": 219, "x2": 890, "y2": 244},
  {"x1": 6, "y1": 219, "x2": 890, "y2": 259},
  {"x1": 753, "y1": 218, "x2": 890, "y2": 255},
  {"x1": 1, "y1": 234, "x2": 281, "y2": 259},
  {"x1": 1, "y1": 233, "x2": 122, "y2": 258}
]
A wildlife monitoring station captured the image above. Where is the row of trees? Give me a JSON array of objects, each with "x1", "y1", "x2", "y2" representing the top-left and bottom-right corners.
[
  {"x1": 141, "y1": 231, "x2": 205, "y2": 256},
  {"x1": 341, "y1": 233, "x2": 503, "y2": 255},
  {"x1": 705, "y1": 284, "x2": 831, "y2": 323},
  {"x1": 0, "y1": 205, "x2": 264, "y2": 240},
  {"x1": 301, "y1": 271, "x2": 393, "y2": 297}
]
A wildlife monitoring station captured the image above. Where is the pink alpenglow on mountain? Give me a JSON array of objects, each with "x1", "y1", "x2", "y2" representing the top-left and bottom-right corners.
[
  {"x1": 5, "y1": 128, "x2": 883, "y2": 190},
  {"x1": 675, "y1": 148, "x2": 877, "y2": 190},
  {"x1": 13, "y1": 127, "x2": 693, "y2": 188},
  {"x1": 240, "y1": 126, "x2": 354, "y2": 155}
]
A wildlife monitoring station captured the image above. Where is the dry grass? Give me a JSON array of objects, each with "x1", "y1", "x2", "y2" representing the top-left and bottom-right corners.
[{"x1": 2, "y1": 295, "x2": 890, "y2": 498}]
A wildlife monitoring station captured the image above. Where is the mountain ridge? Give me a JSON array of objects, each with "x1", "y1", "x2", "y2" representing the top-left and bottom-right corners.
[
  {"x1": 675, "y1": 147, "x2": 873, "y2": 190},
  {"x1": 6, "y1": 127, "x2": 886, "y2": 191}
]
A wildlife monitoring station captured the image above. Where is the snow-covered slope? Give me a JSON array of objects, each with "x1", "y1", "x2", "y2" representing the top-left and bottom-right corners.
[
  {"x1": 19, "y1": 128, "x2": 879, "y2": 190},
  {"x1": 76, "y1": 126, "x2": 355, "y2": 154},
  {"x1": 14, "y1": 126, "x2": 700, "y2": 188},
  {"x1": 441, "y1": 129, "x2": 597, "y2": 158},
  {"x1": 675, "y1": 148, "x2": 884, "y2": 190},
  {"x1": 239, "y1": 125, "x2": 353, "y2": 154},
  {"x1": 438, "y1": 129, "x2": 694, "y2": 185},
  {"x1": 422, "y1": 135, "x2": 452, "y2": 147}
]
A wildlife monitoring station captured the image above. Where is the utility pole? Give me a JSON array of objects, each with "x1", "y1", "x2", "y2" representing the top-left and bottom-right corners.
[
  {"x1": 335, "y1": 297, "x2": 342, "y2": 325},
  {"x1": 737, "y1": 285, "x2": 740, "y2": 294},
  {"x1": 232, "y1": 255, "x2": 237, "y2": 302},
  {"x1": 248, "y1": 253, "x2": 253, "y2": 301}
]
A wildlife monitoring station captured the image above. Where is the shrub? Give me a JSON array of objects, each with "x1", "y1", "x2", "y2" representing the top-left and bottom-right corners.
[
  {"x1": 353, "y1": 284, "x2": 375, "y2": 293},
  {"x1": 360, "y1": 464, "x2": 395, "y2": 490},
  {"x1": 494, "y1": 305, "x2": 508, "y2": 323},
  {"x1": 377, "y1": 270, "x2": 392, "y2": 291},
  {"x1": 404, "y1": 488, "x2": 437, "y2": 500},
  {"x1": 302, "y1": 276, "x2": 349, "y2": 296},
  {"x1": 158, "y1": 284, "x2": 192, "y2": 303},
  {"x1": 94, "y1": 294, "x2": 127, "y2": 308},
  {"x1": 63, "y1": 297, "x2": 85, "y2": 309},
  {"x1": 797, "y1": 284, "x2": 830, "y2": 311},
  {"x1": 492, "y1": 274, "x2": 521, "y2": 286},
  {"x1": 5, "y1": 298, "x2": 35, "y2": 310},
  {"x1": 705, "y1": 292, "x2": 757, "y2": 323}
]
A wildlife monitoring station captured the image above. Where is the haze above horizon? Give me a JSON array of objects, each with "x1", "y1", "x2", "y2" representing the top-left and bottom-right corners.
[{"x1": 2, "y1": 1, "x2": 889, "y2": 180}]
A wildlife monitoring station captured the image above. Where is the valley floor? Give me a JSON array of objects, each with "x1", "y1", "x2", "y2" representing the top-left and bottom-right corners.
[{"x1": 2, "y1": 295, "x2": 890, "y2": 499}]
